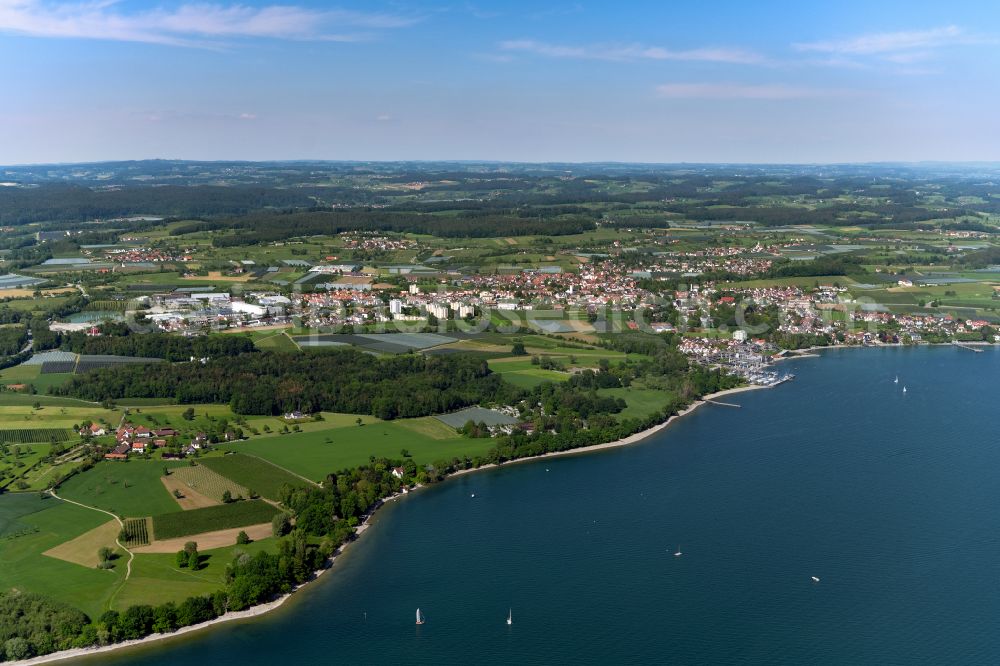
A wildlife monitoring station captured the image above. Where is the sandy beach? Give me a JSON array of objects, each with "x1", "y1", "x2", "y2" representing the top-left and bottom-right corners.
[{"x1": 16, "y1": 384, "x2": 768, "y2": 665}]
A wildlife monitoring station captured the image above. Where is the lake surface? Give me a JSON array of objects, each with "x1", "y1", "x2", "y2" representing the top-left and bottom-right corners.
[{"x1": 98, "y1": 347, "x2": 1000, "y2": 665}]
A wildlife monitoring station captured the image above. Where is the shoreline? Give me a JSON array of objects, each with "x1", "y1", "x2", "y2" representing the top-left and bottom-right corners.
[
  {"x1": 16, "y1": 383, "x2": 771, "y2": 665},
  {"x1": 22, "y1": 343, "x2": 993, "y2": 663}
]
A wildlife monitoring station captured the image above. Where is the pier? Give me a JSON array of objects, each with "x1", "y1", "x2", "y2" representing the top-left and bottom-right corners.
[
  {"x1": 952, "y1": 342, "x2": 984, "y2": 353},
  {"x1": 705, "y1": 399, "x2": 741, "y2": 408}
]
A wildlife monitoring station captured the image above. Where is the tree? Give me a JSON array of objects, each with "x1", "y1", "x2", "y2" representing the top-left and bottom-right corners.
[
  {"x1": 152, "y1": 603, "x2": 178, "y2": 634},
  {"x1": 272, "y1": 512, "x2": 292, "y2": 537},
  {"x1": 4, "y1": 637, "x2": 33, "y2": 661},
  {"x1": 511, "y1": 341, "x2": 527, "y2": 355},
  {"x1": 188, "y1": 549, "x2": 201, "y2": 571},
  {"x1": 222, "y1": 490, "x2": 233, "y2": 503},
  {"x1": 182, "y1": 407, "x2": 195, "y2": 421},
  {"x1": 175, "y1": 550, "x2": 188, "y2": 568},
  {"x1": 236, "y1": 530, "x2": 250, "y2": 545},
  {"x1": 98, "y1": 546, "x2": 114, "y2": 562}
]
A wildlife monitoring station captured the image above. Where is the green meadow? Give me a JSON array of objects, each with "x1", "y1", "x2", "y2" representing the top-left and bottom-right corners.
[
  {"x1": 220, "y1": 417, "x2": 490, "y2": 481},
  {"x1": 57, "y1": 460, "x2": 188, "y2": 517}
]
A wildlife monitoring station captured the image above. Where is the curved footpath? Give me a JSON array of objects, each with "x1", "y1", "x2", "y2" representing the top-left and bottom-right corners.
[{"x1": 17, "y1": 384, "x2": 766, "y2": 666}]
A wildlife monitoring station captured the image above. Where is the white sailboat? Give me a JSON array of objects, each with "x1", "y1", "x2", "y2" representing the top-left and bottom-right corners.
[
  {"x1": 811, "y1": 576, "x2": 821, "y2": 583},
  {"x1": 894, "y1": 376, "x2": 899, "y2": 384},
  {"x1": 902, "y1": 386, "x2": 907, "y2": 393},
  {"x1": 415, "y1": 608, "x2": 425, "y2": 625},
  {"x1": 673, "y1": 546, "x2": 682, "y2": 557},
  {"x1": 506, "y1": 608, "x2": 512, "y2": 626}
]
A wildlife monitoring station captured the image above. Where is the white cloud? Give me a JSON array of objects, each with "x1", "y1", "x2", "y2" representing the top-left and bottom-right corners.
[
  {"x1": 0, "y1": 0, "x2": 418, "y2": 47},
  {"x1": 500, "y1": 39, "x2": 764, "y2": 65},
  {"x1": 655, "y1": 83, "x2": 848, "y2": 100},
  {"x1": 794, "y1": 25, "x2": 991, "y2": 66}
]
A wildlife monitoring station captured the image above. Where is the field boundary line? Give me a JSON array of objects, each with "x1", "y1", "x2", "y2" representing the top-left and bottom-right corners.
[{"x1": 241, "y1": 452, "x2": 321, "y2": 487}]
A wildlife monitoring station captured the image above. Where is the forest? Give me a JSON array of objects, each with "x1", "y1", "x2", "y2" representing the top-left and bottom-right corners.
[
  {"x1": 59, "y1": 326, "x2": 256, "y2": 361},
  {"x1": 54, "y1": 349, "x2": 518, "y2": 417}
]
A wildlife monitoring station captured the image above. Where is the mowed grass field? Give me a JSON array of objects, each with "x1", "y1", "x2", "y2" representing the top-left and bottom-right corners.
[
  {"x1": 58, "y1": 460, "x2": 188, "y2": 517},
  {"x1": 596, "y1": 386, "x2": 674, "y2": 421},
  {"x1": 0, "y1": 495, "x2": 125, "y2": 618},
  {"x1": 220, "y1": 417, "x2": 492, "y2": 482},
  {"x1": 115, "y1": 538, "x2": 278, "y2": 610},
  {"x1": 487, "y1": 357, "x2": 571, "y2": 388}
]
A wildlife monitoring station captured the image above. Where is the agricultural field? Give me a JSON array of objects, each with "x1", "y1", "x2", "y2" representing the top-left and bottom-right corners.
[
  {"x1": 57, "y1": 460, "x2": 188, "y2": 517},
  {"x1": 151, "y1": 500, "x2": 279, "y2": 540},
  {"x1": 220, "y1": 417, "x2": 492, "y2": 481},
  {"x1": 0, "y1": 427, "x2": 73, "y2": 444},
  {"x1": 0, "y1": 403, "x2": 108, "y2": 430},
  {"x1": 198, "y1": 453, "x2": 309, "y2": 499},
  {"x1": 120, "y1": 517, "x2": 151, "y2": 547},
  {"x1": 43, "y1": 518, "x2": 125, "y2": 568},
  {"x1": 168, "y1": 464, "x2": 249, "y2": 503}
]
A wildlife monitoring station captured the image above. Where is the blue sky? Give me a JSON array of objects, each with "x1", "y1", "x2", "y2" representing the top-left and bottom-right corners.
[{"x1": 1, "y1": 0, "x2": 998, "y2": 164}]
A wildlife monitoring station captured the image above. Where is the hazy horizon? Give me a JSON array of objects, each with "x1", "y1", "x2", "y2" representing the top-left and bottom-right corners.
[{"x1": 2, "y1": 0, "x2": 999, "y2": 164}]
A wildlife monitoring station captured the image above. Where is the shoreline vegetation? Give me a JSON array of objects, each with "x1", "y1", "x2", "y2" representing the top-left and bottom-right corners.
[{"x1": 14, "y1": 382, "x2": 768, "y2": 666}]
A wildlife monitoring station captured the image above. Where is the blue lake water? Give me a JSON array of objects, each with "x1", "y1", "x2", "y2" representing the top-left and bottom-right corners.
[{"x1": 97, "y1": 347, "x2": 1000, "y2": 664}]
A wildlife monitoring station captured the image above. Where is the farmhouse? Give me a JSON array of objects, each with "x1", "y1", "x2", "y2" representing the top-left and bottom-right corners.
[
  {"x1": 391, "y1": 467, "x2": 405, "y2": 479},
  {"x1": 81, "y1": 423, "x2": 106, "y2": 437},
  {"x1": 104, "y1": 442, "x2": 131, "y2": 460}
]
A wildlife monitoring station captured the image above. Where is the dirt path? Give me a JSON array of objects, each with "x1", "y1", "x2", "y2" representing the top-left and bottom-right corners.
[
  {"x1": 133, "y1": 523, "x2": 273, "y2": 553},
  {"x1": 47, "y1": 490, "x2": 134, "y2": 607}
]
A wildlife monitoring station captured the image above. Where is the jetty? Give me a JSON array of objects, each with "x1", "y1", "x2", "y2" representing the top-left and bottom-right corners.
[
  {"x1": 705, "y1": 399, "x2": 741, "y2": 408},
  {"x1": 952, "y1": 342, "x2": 984, "y2": 353}
]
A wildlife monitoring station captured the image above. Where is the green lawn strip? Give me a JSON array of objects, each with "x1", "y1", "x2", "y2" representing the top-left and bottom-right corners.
[
  {"x1": 151, "y1": 500, "x2": 279, "y2": 540},
  {"x1": 57, "y1": 460, "x2": 188, "y2": 518},
  {"x1": 198, "y1": 454, "x2": 310, "y2": 499}
]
